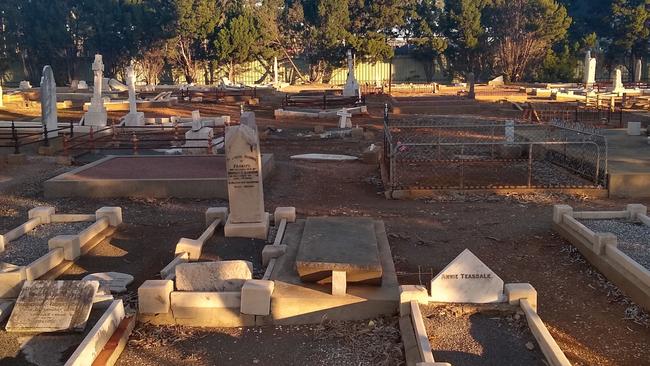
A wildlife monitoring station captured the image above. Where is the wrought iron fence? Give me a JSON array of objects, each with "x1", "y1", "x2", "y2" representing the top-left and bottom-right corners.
[
  {"x1": 383, "y1": 108, "x2": 608, "y2": 191},
  {"x1": 524, "y1": 102, "x2": 624, "y2": 128}
]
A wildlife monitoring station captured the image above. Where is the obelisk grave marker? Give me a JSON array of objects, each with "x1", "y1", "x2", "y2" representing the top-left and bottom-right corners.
[
  {"x1": 430, "y1": 249, "x2": 504, "y2": 303},
  {"x1": 224, "y1": 111, "x2": 269, "y2": 240}
]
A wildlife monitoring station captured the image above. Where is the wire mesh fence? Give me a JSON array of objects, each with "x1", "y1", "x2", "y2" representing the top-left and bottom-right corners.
[{"x1": 383, "y1": 111, "x2": 608, "y2": 191}]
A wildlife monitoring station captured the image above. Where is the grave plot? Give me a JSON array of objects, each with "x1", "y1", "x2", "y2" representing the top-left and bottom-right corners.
[
  {"x1": 399, "y1": 250, "x2": 571, "y2": 366},
  {"x1": 553, "y1": 204, "x2": 650, "y2": 310},
  {"x1": 381, "y1": 115, "x2": 608, "y2": 198},
  {"x1": 0, "y1": 206, "x2": 123, "y2": 298},
  {"x1": 0, "y1": 280, "x2": 133, "y2": 366}
]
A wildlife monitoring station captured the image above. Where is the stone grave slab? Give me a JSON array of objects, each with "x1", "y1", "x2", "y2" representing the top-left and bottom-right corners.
[
  {"x1": 6, "y1": 280, "x2": 99, "y2": 333},
  {"x1": 175, "y1": 260, "x2": 253, "y2": 292},
  {"x1": 82, "y1": 272, "x2": 133, "y2": 293},
  {"x1": 430, "y1": 249, "x2": 504, "y2": 303},
  {"x1": 295, "y1": 217, "x2": 383, "y2": 284}
]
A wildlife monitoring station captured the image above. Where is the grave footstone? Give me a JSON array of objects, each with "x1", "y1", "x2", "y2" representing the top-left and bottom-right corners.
[
  {"x1": 82, "y1": 272, "x2": 133, "y2": 293},
  {"x1": 430, "y1": 249, "x2": 504, "y2": 303},
  {"x1": 175, "y1": 260, "x2": 253, "y2": 292},
  {"x1": 40, "y1": 65, "x2": 59, "y2": 138},
  {"x1": 6, "y1": 280, "x2": 99, "y2": 333},
  {"x1": 224, "y1": 112, "x2": 269, "y2": 239},
  {"x1": 296, "y1": 217, "x2": 383, "y2": 284}
]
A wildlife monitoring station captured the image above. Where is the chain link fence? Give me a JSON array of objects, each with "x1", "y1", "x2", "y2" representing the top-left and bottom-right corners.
[{"x1": 383, "y1": 111, "x2": 608, "y2": 191}]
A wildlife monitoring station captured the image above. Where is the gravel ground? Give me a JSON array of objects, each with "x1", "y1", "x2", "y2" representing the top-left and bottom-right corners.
[
  {"x1": 581, "y1": 219, "x2": 650, "y2": 270},
  {"x1": 118, "y1": 317, "x2": 404, "y2": 366},
  {"x1": 422, "y1": 304, "x2": 546, "y2": 366},
  {"x1": 0, "y1": 222, "x2": 91, "y2": 266}
]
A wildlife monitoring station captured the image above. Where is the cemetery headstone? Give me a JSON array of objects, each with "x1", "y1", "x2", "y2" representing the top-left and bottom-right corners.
[
  {"x1": 224, "y1": 112, "x2": 268, "y2": 239},
  {"x1": 6, "y1": 280, "x2": 99, "y2": 333},
  {"x1": 430, "y1": 249, "x2": 504, "y2": 303},
  {"x1": 583, "y1": 51, "x2": 596, "y2": 87},
  {"x1": 505, "y1": 120, "x2": 515, "y2": 144},
  {"x1": 343, "y1": 50, "x2": 360, "y2": 97},
  {"x1": 337, "y1": 109, "x2": 352, "y2": 128},
  {"x1": 612, "y1": 68, "x2": 625, "y2": 94},
  {"x1": 78, "y1": 80, "x2": 89, "y2": 90},
  {"x1": 0, "y1": 84, "x2": 4, "y2": 108},
  {"x1": 183, "y1": 110, "x2": 213, "y2": 154},
  {"x1": 40, "y1": 66, "x2": 59, "y2": 138},
  {"x1": 19, "y1": 81, "x2": 32, "y2": 90},
  {"x1": 635, "y1": 59, "x2": 642, "y2": 83},
  {"x1": 124, "y1": 65, "x2": 145, "y2": 126},
  {"x1": 84, "y1": 54, "x2": 108, "y2": 126}
]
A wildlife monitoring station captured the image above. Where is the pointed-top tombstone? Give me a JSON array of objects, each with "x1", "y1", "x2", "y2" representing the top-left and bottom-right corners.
[
  {"x1": 224, "y1": 111, "x2": 268, "y2": 239},
  {"x1": 191, "y1": 110, "x2": 202, "y2": 131},
  {"x1": 430, "y1": 249, "x2": 504, "y2": 303},
  {"x1": 40, "y1": 65, "x2": 58, "y2": 138},
  {"x1": 634, "y1": 59, "x2": 642, "y2": 83},
  {"x1": 612, "y1": 68, "x2": 625, "y2": 94}
]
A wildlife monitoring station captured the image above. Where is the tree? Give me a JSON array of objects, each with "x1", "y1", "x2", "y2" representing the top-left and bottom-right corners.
[
  {"x1": 168, "y1": 0, "x2": 221, "y2": 83},
  {"x1": 214, "y1": 8, "x2": 262, "y2": 81},
  {"x1": 444, "y1": 0, "x2": 491, "y2": 78},
  {"x1": 406, "y1": 0, "x2": 448, "y2": 81},
  {"x1": 484, "y1": 0, "x2": 572, "y2": 81},
  {"x1": 608, "y1": 0, "x2": 649, "y2": 76}
]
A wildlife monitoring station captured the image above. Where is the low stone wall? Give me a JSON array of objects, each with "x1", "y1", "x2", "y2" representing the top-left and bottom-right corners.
[
  {"x1": 399, "y1": 283, "x2": 571, "y2": 366},
  {"x1": 0, "y1": 206, "x2": 123, "y2": 298},
  {"x1": 553, "y1": 204, "x2": 650, "y2": 310}
]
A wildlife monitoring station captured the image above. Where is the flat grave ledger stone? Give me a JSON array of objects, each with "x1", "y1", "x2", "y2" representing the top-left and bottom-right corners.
[
  {"x1": 430, "y1": 249, "x2": 504, "y2": 303},
  {"x1": 6, "y1": 280, "x2": 99, "y2": 333},
  {"x1": 175, "y1": 260, "x2": 253, "y2": 292},
  {"x1": 296, "y1": 217, "x2": 383, "y2": 285}
]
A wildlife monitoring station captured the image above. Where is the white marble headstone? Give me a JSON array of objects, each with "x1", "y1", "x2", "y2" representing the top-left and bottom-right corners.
[
  {"x1": 191, "y1": 110, "x2": 201, "y2": 131},
  {"x1": 430, "y1": 249, "x2": 504, "y2": 303},
  {"x1": 343, "y1": 49, "x2": 359, "y2": 97},
  {"x1": 0, "y1": 84, "x2": 4, "y2": 108}
]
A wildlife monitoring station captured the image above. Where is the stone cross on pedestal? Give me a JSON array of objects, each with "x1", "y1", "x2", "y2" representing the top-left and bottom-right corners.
[
  {"x1": 343, "y1": 50, "x2": 359, "y2": 97},
  {"x1": 124, "y1": 65, "x2": 145, "y2": 126},
  {"x1": 224, "y1": 112, "x2": 269, "y2": 240},
  {"x1": 40, "y1": 65, "x2": 59, "y2": 138},
  {"x1": 84, "y1": 54, "x2": 108, "y2": 126},
  {"x1": 337, "y1": 109, "x2": 352, "y2": 128},
  {"x1": 583, "y1": 51, "x2": 596, "y2": 88}
]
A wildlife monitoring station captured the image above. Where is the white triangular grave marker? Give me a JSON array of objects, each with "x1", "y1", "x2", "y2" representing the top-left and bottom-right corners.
[{"x1": 430, "y1": 249, "x2": 504, "y2": 303}]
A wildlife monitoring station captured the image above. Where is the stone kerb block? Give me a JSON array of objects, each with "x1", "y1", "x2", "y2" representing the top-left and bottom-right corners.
[
  {"x1": 0, "y1": 235, "x2": 5, "y2": 251},
  {"x1": 552, "y1": 205, "x2": 573, "y2": 224},
  {"x1": 262, "y1": 245, "x2": 287, "y2": 266},
  {"x1": 399, "y1": 285, "x2": 429, "y2": 316},
  {"x1": 28, "y1": 206, "x2": 55, "y2": 224},
  {"x1": 273, "y1": 207, "x2": 296, "y2": 224},
  {"x1": 175, "y1": 238, "x2": 203, "y2": 261},
  {"x1": 594, "y1": 233, "x2": 617, "y2": 255},
  {"x1": 206, "y1": 207, "x2": 229, "y2": 227},
  {"x1": 240, "y1": 279, "x2": 274, "y2": 316},
  {"x1": 0, "y1": 266, "x2": 27, "y2": 298},
  {"x1": 331, "y1": 270, "x2": 347, "y2": 296},
  {"x1": 627, "y1": 122, "x2": 641, "y2": 136},
  {"x1": 95, "y1": 207, "x2": 123, "y2": 226},
  {"x1": 505, "y1": 283, "x2": 537, "y2": 312},
  {"x1": 626, "y1": 204, "x2": 647, "y2": 221},
  {"x1": 48, "y1": 235, "x2": 81, "y2": 260},
  {"x1": 138, "y1": 280, "x2": 173, "y2": 314}
]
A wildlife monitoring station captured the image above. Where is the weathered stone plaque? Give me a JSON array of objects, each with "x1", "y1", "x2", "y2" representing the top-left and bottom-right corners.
[
  {"x1": 175, "y1": 260, "x2": 253, "y2": 292},
  {"x1": 82, "y1": 272, "x2": 133, "y2": 293},
  {"x1": 296, "y1": 217, "x2": 383, "y2": 284},
  {"x1": 430, "y1": 249, "x2": 504, "y2": 303},
  {"x1": 225, "y1": 122, "x2": 264, "y2": 224},
  {"x1": 6, "y1": 280, "x2": 99, "y2": 333}
]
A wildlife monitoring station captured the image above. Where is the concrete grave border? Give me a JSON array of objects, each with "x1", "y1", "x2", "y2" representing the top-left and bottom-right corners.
[
  {"x1": 399, "y1": 283, "x2": 571, "y2": 366},
  {"x1": 0, "y1": 206, "x2": 123, "y2": 298},
  {"x1": 553, "y1": 204, "x2": 650, "y2": 310}
]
